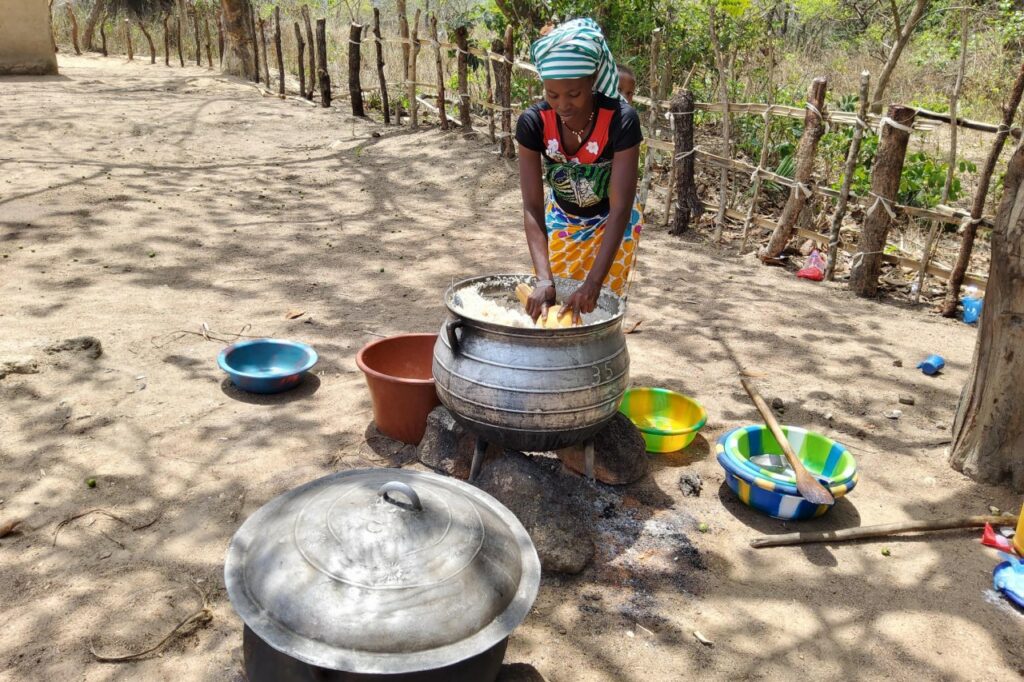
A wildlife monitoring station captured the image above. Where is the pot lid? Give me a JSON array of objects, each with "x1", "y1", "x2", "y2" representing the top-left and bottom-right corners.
[{"x1": 225, "y1": 468, "x2": 540, "y2": 675}]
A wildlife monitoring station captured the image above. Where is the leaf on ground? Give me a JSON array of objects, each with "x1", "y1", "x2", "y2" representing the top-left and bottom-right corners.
[{"x1": 284, "y1": 309, "x2": 306, "y2": 320}]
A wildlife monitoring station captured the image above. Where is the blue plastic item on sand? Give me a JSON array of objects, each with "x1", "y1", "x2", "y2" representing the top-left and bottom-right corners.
[
  {"x1": 962, "y1": 296, "x2": 983, "y2": 325},
  {"x1": 993, "y1": 553, "x2": 1024, "y2": 610},
  {"x1": 218, "y1": 339, "x2": 318, "y2": 394},
  {"x1": 917, "y1": 354, "x2": 945, "y2": 376}
]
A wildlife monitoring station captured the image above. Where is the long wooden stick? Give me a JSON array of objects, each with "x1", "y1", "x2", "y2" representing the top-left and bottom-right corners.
[
  {"x1": 825, "y1": 70, "x2": 870, "y2": 280},
  {"x1": 741, "y1": 377, "x2": 834, "y2": 505},
  {"x1": 751, "y1": 514, "x2": 1019, "y2": 548}
]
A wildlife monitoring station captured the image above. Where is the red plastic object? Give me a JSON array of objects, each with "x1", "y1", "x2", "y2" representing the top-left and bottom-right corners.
[
  {"x1": 797, "y1": 249, "x2": 826, "y2": 281},
  {"x1": 797, "y1": 266, "x2": 824, "y2": 281},
  {"x1": 981, "y1": 523, "x2": 1015, "y2": 552}
]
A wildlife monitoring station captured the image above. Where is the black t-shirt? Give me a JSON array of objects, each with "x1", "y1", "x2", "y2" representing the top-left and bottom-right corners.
[{"x1": 516, "y1": 93, "x2": 643, "y2": 217}]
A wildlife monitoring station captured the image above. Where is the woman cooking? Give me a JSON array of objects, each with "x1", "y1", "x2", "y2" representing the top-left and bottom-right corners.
[{"x1": 515, "y1": 18, "x2": 643, "y2": 325}]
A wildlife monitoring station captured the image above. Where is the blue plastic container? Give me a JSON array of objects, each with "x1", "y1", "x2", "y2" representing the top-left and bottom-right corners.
[
  {"x1": 218, "y1": 339, "x2": 318, "y2": 394},
  {"x1": 917, "y1": 354, "x2": 945, "y2": 376},
  {"x1": 962, "y1": 296, "x2": 983, "y2": 324}
]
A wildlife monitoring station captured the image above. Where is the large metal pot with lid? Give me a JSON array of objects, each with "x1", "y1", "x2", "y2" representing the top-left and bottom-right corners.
[
  {"x1": 433, "y1": 274, "x2": 630, "y2": 452},
  {"x1": 225, "y1": 468, "x2": 540, "y2": 681}
]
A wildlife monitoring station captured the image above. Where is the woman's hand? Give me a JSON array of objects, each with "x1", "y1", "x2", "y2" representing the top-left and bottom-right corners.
[
  {"x1": 526, "y1": 283, "x2": 556, "y2": 322},
  {"x1": 560, "y1": 280, "x2": 600, "y2": 325}
]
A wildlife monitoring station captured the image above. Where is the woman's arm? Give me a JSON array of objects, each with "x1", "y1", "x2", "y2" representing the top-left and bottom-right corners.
[
  {"x1": 561, "y1": 143, "x2": 640, "y2": 323},
  {"x1": 519, "y1": 147, "x2": 555, "y2": 321}
]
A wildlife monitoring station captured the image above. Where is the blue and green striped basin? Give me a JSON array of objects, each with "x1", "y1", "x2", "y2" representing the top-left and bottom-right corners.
[{"x1": 716, "y1": 426, "x2": 858, "y2": 520}]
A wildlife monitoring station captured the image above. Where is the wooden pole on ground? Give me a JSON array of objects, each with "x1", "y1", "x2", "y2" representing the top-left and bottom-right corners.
[
  {"x1": 849, "y1": 105, "x2": 916, "y2": 297},
  {"x1": 68, "y1": 5, "x2": 81, "y2": 55},
  {"x1": 915, "y1": 15, "x2": 967, "y2": 301},
  {"x1": 751, "y1": 514, "x2": 1018, "y2": 548},
  {"x1": 293, "y1": 22, "x2": 306, "y2": 98},
  {"x1": 193, "y1": 3, "x2": 201, "y2": 66},
  {"x1": 316, "y1": 18, "x2": 330, "y2": 107},
  {"x1": 942, "y1": 58, "x2": 1024, "y2": 316},
  {"x1": 139, "y1": 19, "x2": 156, "y2": 64},
  {"x1": 670, "y1": 91, "x2": 704, "y2": 235},
  {"x1": 162, "y1": 14, "x2": 170, "y2": 66},
  {"x1": 500, "y1": 26, "x2": 515, "y2": 158},
  {"x1": 408, "y1": 9, "x2": 421, "y2": 126},
  {"x1": 349, "y1": 22, "x2": 366, "y2": 116},
  {"x1": 125, "y1": 18, "x2": 134, "y2": 60},
  {"x1": 274, "y1": 7, "x2": 284, "y2": 96},
  {"x1": 763, "y1": 77, "x2": 828, "y2": 258},
  {"x1": 248, "y1": 1, "x2": 260, "y2": 83},
  {"x1": 302, "y1": 6, "x2": 316, "y2": 96},
  {"x1": 372, "y1": 9, "x2": 389, "y2": 124},
  {"x1": 824, "y1": 71, "x2": 870, "y2": 280},
  {"x1": 454, "y1": 25, "x2": 470, "y2": 132},
  {"x1": 430, "y1": 15, "x2": 448, "y2": 130},
  {"x1": 637, "y1": 28, "x2": 661, "y2": 209},
  {"x1": 397, "y1": 0, "x2": 409, "y2": 124},
  {"x1": 259, "y1": 17, "x2": 270, "y2": 85}
]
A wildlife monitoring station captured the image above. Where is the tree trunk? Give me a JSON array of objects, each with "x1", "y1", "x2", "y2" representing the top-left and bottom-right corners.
[
  {"x1": 849, "y1": 105, "x2": 916, "y2": 297},
  {"x1": 486, "y1": 44, "x2": 496, "y2": 143},
  {"x1": 68, "y1": 5, "x2": 81, "y2": 55},
  {"x1": 294, "y1": 21, "x2": 306, "y2": 99},
  {"x1": 220, "y1": 0, "x2": 255, "y2": 79},
  {"x1": 763, "y1": 77, "x2": 828, "y2": 258},
  {"x1": 869, "y1": 0, "x2": 928, "y2": 114},
  {"x1": 83, "y1": 0, "x2": 105, "y2": 52},
  {"x1": 316, "y1": 19, "x2": 330, "y2": 107},
  {"x1": 408, "y1": 9, "x2": 421, "y2": 126},
  {"x1": 125, "y1": 19, "x2": 133, "y2": 60},
  {"x1": 949, "y1": 141, "x2": 1024, "y2": 491},
  {"x1": 99, "y1": 15, "x2": 107, "y2": 56},
  {"x1": 373, "y1": 9, "x2": 390, "y2": 124},
  {"x1": 825, "y1": 71, "x2": 870, "y2": 280},
  {"x1": 708, "y1": 6, "x2": 731, "y2": 241},
  {"x1": 349, "y1": 22, "x2": 365, "y2": 116},
  {"x1": 302, "y1": 6, "x2": 316, "y2": 96},
  {"x1": 258, "y1": 17, "x2": 270, "y2": 85},
  {"x1": 163, "y1": 14, "x2": 170, "y2": 66},
  {"x1": 176, "y1": 13, "x2": 184, "y2": 67},
  {"x1": 274, "y1": 7, "x2": 284, "y2": 96},
  {"x1": 204, "y1": 15, "x2": 213, "y2": 67},
  {"x1": 942, "y1": 58, "x2": 1024, "y2": 316},
  {"x1": 671, "y1": 91, "x2": 704, "y2": 236},
  {"x1": 139, "y1": 20, "x2": 156, "y2": 64},
  {"x1": 398, "y1": 0, "x2": 409, "y2": 122},
  {"x1": 217, "y1": 10, "x2": 224, "y2": 65},
  {"x1": 430, "y1": 15, "x2": 448, "y2": 130},
  {"x1": 454, "y1": 25, "x2": 470, "y2": 131}
]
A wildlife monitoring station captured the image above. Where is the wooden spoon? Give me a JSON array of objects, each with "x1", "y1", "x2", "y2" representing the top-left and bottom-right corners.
[{"x1": 740, "y1": 377, "x2": 835, "y2": 506}]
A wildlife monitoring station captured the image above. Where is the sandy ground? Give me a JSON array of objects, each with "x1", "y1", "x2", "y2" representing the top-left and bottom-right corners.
[{"x1": 2, "y1": 55, "x2": 1023, "y2": 682}]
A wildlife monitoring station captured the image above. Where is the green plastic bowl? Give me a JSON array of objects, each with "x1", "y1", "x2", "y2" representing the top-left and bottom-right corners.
[{"x1": 619, "y1": 387, "x2": 707, "y2": 453}]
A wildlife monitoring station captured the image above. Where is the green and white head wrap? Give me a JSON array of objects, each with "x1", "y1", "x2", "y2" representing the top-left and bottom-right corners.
[{"x1": 530, "y1": 18, "x2": 620, "y2": 99}]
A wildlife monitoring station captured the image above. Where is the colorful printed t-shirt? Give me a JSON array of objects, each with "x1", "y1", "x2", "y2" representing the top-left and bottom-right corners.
[{"x1": 515, "y1": 92, "x2": 643, "y2": 218}]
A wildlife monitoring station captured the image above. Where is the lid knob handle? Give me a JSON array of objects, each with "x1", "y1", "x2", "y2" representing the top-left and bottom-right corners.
[{"x1": 377, "y1": 481, "x2": 423, "y2": 512}]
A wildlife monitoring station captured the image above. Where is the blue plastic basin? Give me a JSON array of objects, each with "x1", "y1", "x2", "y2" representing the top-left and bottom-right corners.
[{"x1": 218, "y1": 339, "x2": 318, "y2": 394}]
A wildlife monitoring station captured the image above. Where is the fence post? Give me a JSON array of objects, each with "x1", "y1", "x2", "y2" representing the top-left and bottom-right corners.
[
  {"x1": 294, "y1": 22, "x2": 306, "y2": 98},
  {"x1": 162, "y1": 14, "x2": 170, "y2": 65},
  {"x1": 849, "y1": 105, "x2": 916, "y2": 297},
  {"x1": 408, "y1": 9, "x2": 421, "y2": 127},
  {"x1": 300, "y1": 7, "x2": 315, "y2": 95},
  {"x1": 500, "y1": 26, "x2": 515, "y2": 158},
  {"x1": 941, "y1": 58, "x2": 1024, "y2": 316},
  {"x1": 259, "y1": 18, "x2": 270, "y2": 84},
  {"x1": 398, "y1": 0, "x2": 409, "y2": 123},
  {"x1": 372, "y1": 9, "x2": 390, "y2": 124},
  {"x1": 740, "y1": 105, "x2": 774, "y2": 252},
  {"x1": 454, "y1": 25, "x2": 470, "y2": 132},
  {"x1": 193, "y1": 3, "x2": 201, "y2": 66},
  {"x1": 125, "y1": 18, "x2": 134, "y2": 60},
  {"x1": 763, "y1": 77, "x2": 828, "y2": 258},
  {"x1": 825, "y1": 70, "x2": 871, "y2": 280},
  {"x1": 348, "y1": 22, "x2": 365, "y2": 116},
  {"x1": 486, "y1": 44, "x2": 496, "y2": 143},
  {"x1": 637, "y1": 28, "x2": 660, "y2": 209},
  {"x1": 68, "y1": 5, "x2": 81, "y2": 55},
  {"x1": 317, "y1": 18, "x2": 330, "y2": 107},
  {"x1": 100, "y1": 16, "x2": 107, "y2": 56},
  {"x1": 217, "y1": 10, "x2": 224, "y2": 66},
  {"x1": 274, "y1": 8, "x2": 284, "y2": 96},
  {"x1": 430, "y1": 15, "x2": 448, "y2": 130},
  {"x1": 248, "y1": 1, "x2": 260, "y2": 83},
  {"x1": 671, "y1": 91, "x2": 704, "y2": 236},
  {"x1": 204, "y1": 14, "x2": 212, "y2": 67}
]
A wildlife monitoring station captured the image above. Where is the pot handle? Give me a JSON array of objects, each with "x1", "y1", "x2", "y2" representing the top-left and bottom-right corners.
[
  {"x1": 378, "y1": 481, "x2": 423, "y2": 512},
  {"x1": 445, "y1": 318, "x2": 465, "y2": 354}
]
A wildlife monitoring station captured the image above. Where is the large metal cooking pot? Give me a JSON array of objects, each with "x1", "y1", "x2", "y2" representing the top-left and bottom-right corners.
[
  {"x1": 433, "y1": 274, "x2": 629, "y2": 452},
  {"x1": 225, "y1": 468, "x2": 540, "y2": 681}
]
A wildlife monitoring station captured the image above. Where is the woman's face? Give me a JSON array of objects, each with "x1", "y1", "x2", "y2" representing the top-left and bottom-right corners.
[{"x1": 543, "y1": 76, "x2": 595, "y2": 122}]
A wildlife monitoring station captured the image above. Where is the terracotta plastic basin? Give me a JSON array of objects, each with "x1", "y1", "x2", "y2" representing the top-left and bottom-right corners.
[{"x1": 356, "y1": 333, "x2": 440, "y2": 444}]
